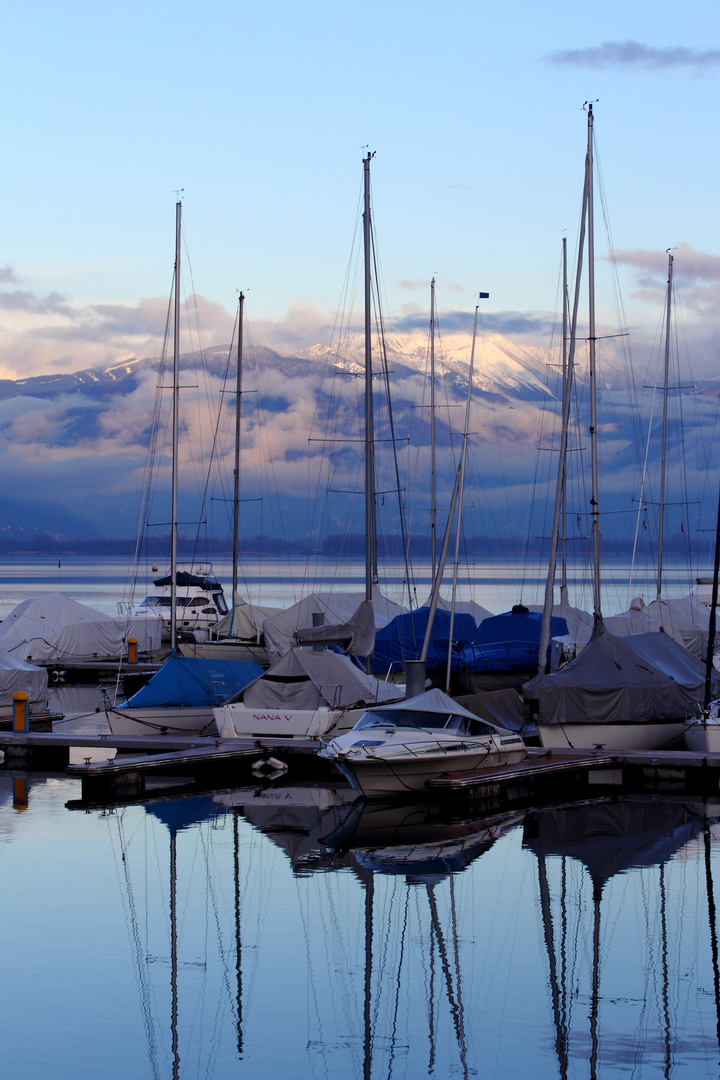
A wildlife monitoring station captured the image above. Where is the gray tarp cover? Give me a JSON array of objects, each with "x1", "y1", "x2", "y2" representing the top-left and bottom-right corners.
[
  {"x1": 293, "y1": 600, "x2": 376, "y2": 657},
  {"x1": 241, "y1": 647, "x2": 403, "y2": 710},
  {"x1": 454, "y1": 688, "x2": 526, "y2": 732},
  {"x1": 523, "y1": 624, "x2": 719, "y2": 725}
]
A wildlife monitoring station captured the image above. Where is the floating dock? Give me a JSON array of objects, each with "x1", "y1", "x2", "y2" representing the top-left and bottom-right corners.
[{"x1": 3, "y1": 729, "x2": 720, "y2": 810}]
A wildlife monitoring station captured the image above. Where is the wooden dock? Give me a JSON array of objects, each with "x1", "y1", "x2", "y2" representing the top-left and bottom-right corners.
[{"x1": 4, "y1": 730, "x2": 720, "y2": 809}]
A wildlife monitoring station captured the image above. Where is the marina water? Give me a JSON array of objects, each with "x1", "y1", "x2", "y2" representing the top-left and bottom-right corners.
[{"x1": 2, "y1": 555, "x2": 720, "y2": 1077}]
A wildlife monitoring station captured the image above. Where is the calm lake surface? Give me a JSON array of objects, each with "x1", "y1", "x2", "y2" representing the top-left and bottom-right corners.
[
  {"x1": 3, "y1": 557, "x2": 720, "y2": 1077},
  {"x1": 0, "y1": 552, "x2": 708, "y2": 619},
  {"x1": 3, "y1": 777, "x2": 720, "y2": 1078}
]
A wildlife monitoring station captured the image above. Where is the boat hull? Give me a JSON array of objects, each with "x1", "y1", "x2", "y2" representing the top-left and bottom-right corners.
[
  {"x1": 684, "y1": 722, "x2": 720, "y2": 754},
  {"x1": 213, "y1": 704, "x2": 365, "y2": 740},
  {"x1": 107, "y1": 705, "x2": 218, "y2": 736},
  {"x1": 537, "y1": 721, "x2": 688, "y2": 751},
  {"x1": 324, "y1": 737, "x2": 527, "y2": 798},
  {"x1": 177, "y1": 640, "x2": 269, "y2": 665}
]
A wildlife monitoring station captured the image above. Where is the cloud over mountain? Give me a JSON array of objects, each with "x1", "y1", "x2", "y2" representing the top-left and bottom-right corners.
[{"x1": 546, "y1": 40, "x2": 720, "y2": 71}]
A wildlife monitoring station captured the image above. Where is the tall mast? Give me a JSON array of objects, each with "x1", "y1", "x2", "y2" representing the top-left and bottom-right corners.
[
  {"x1": 430, "y1": 277, "x2": 437, "y2": 580},
  {"x1": 586, "y1": 103, "x2": 602, "y2": 625},
  {"x1": 232, "y1": 292, "x2": 244, "y2": 602},
  {"x1": 421, "y1": 304, "x2": 481, "y2": 666},
  {"x1": 656, "y1": 253, "x2": 673, "y2": 601},
  {"x1": 363, "y1": 152, "x2": 377, "y2": 603},
  {"x1": 537, "y1": 177, "x2": 589, "y2": 675},
  {"x1": 560, "y1": 237, "x2": 569, "y2": 606},
  {"x1": 170, "y1": 200, "x2": 181, "y2": 651}
]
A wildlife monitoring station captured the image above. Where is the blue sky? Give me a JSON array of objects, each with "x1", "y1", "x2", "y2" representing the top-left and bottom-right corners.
[{"x1": 1, "y1": 0, "x2": 720, "y2": 377}]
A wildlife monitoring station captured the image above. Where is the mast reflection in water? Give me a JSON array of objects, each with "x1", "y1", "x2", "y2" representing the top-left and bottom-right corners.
[{"x1": 2, "y1": 777, "x2": 720, "y2": 1078}]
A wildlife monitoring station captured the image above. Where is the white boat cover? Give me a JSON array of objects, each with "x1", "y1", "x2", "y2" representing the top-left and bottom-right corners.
[
  {"x1": 0, "y1": 647, "x2": 48, "y2": 706},
  {"x1": 564, "y1": 595, "x2": 710, "y2": 659},
  {"x1": 262, "y1": 589, "x2": 404, "y2": 663},
  {"x1": 523, "y1": 623, "x2": 719, "y2": 725},
  {"x1": 0, "y1": 593, "x2": 162, "y2": 662},
  {"x1": 380, "y1": 686, "x2": 484, "y2": 721},
  {"x1": 214, "y1": 593, "x2": 282, "y2": 639},
  {"x1": 241, "y1": 647, "x2": 403, "y2": 710}
]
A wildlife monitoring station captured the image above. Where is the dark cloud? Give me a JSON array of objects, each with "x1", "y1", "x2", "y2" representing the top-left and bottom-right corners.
[
  {"x1": 0, "y1": 266, "x2": 19, "y2": 284},
  {"x1": 547, "y1": 40, "x2": 720, "y2": 70},
  {"x1": 394, "y1": 309, "x2": 555, "y2": 336},
  {"x1": 0, "y1": 289, "x2": 74, "y2": 317}
]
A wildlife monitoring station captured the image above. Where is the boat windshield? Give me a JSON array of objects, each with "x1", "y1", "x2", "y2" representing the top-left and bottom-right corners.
[{"x1": 355, "y1": 709, "x2": 489, "y2": 733}]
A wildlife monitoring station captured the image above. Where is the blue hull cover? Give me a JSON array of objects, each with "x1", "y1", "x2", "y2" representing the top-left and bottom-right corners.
[
  {"x1": 126, "y1": 653, "x2": 263, "y2": 708},
  {"x1": 459, "y1": 610, "x2": 569, "y2": 673},
  {"x1": 372, "y1": 607, "x2": 477, "y2": 674}
]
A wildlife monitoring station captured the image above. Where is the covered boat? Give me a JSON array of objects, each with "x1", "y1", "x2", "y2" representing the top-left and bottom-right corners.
[
  {"x1": 178, "y1": 593, "x2": 281, "y2": 665},
  {"x1": 372, "y1": 607, "x2": 477, "y2": 678},
  {"x1": 0, "y1": 593, "x2": 161, "y2": 663},
  {"x1": 213, "y1": 646, "x2": 404, "y2": 739},
  {"x1": 106, "y1": 653, "x2": 264, "y2": 736},
  {"x1": 0, "y1": 646, "x2": 48, "y2": 715},
  {"x1": 455, "y1": 607, "x2": 569, "y2": 691},
  {"x1": 319, "y1": 687, "x2": 526, "y2": 798},
  {"x1": 261, "y1": 589, "x2": 404, "y2": 664},
  {"x1": 523, "y1": 623, "x2": 719, "y2": 750}
]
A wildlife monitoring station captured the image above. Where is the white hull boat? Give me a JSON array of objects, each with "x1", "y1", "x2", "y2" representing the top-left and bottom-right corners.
[
  {"x1": 106, "y1": 703, "x2": 219, "y2": 737},
  {"x1": 319, "y1": 688, "x2": 526, "y2": 799},
  {"x1": 537, "y1": 721, "x2": 688, "y2": 752},
  {"x1": 685, "y1": 701, "x2": 720, "y2": 754}
]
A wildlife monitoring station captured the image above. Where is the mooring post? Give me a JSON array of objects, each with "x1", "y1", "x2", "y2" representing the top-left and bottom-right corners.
[
  {"x1": 128, "y1": 638, "x2": 138, "y2": 664},
  {"x1": 13, "y1": 692, "x2": 29, "y2": 733}
]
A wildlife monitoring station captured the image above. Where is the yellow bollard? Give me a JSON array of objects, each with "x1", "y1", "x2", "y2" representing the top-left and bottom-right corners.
[
  {"x1": 13, "y1": 691, "x2": 29, "y2": 733},
  {"x1": 128, "y1": 637, "x2": 138, "y2": 664}
]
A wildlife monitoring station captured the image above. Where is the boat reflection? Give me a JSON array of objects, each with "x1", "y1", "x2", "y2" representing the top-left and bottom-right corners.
[
  {"x1": 84, "y1": 782, "x2": 720, "y2": 1078},
  {"x1": 523, "y1": 797, "x2": 720, "y2": 1079}
]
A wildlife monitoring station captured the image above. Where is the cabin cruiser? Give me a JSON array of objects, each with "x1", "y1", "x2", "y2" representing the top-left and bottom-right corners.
[
  {"x1": 128, "y1": 565, "x2": 228, "y2": 641},
  {"x1": 318, "y1": 688, "x2": 526, "y2": 798}
]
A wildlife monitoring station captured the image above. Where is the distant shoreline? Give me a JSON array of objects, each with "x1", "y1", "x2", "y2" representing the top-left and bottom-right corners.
[{"x1": 0, "y1": 532, "x2": 708, "y2": 560}]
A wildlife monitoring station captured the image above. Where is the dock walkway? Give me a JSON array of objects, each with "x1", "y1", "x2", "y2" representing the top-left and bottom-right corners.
[{"x1": 3, "y1": 730, "x2": 720, "y2": 809}]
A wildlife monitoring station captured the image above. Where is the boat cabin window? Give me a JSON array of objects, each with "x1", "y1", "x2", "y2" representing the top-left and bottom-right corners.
[
  {"x1": 355, "y1": 709, "x2": 493, "y2": 733},
  {"x1": 214, "y1": 593, "x2": 228, "y2": 614},
  {"x1": 139, "y1": 597, "x2": 173, "y2": 609},
  {"x1": 189, "y1": 596, "x2": 210, "y2": 607}
]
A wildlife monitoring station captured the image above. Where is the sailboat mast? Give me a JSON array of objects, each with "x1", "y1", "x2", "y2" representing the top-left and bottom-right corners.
[
  {"x1": 430, "y1": 277, "x2": 437, "y2": 580},
  {"x1": 560, "y1": 237, "x2": 569, "y2": 606},
  {"x1": 586, "y1": 103, "x2": 602, "y2": 624},
  {"x1": 656, "y1": 253, "x2": 673, "y2": 601},
  {"x1": 363, "y1": 152, "x2": 377, "y2": 603},
  {"x1": 537, "y1": 181, "x2": 589, "y2": 675},
  {"x1": 232, "y1": 292, "x2": 244, "y2": 602},
  {"x1": 170, "y1": 200, "x2": 181, "y2": 651}
]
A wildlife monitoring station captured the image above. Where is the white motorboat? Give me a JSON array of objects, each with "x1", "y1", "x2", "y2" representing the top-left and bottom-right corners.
[
  {"x1": 129, "y1": 564, "x2": 228, "y2": 642},
  {"x1": 318, "y1": 688, "x2": 526, "y2": 798}
]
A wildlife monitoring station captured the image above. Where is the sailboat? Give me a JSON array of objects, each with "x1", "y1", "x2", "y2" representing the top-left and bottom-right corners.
[
  {"x1": 107, "y1": 204, "x2": 262, "y2": 736},
  {"x1": 524, "y1": 106, "x2": 712, "y2": 750}
]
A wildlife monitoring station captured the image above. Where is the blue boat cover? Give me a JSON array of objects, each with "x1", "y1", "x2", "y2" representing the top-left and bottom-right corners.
[
  {"x1": 145, "y1": 796, "x2": 218, "y2": 835},
  {"x1": 372, "y1": 607, "x2": 477, "y2": 674},
  {"x1": 126, "y1": 653, "x2": 263, "y2": 708},
  {"x1": 458, "y1": 610, "x2": 569, "y2": 673}
]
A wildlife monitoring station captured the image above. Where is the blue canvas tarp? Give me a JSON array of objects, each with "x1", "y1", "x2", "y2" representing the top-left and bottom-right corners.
[
  {"x1": 126, "y1": 653, "x2": 263, "y2": 708},
  {"x1": 457, "y1": 610, "x2": 569, "y2": 673},
  {"x1": 372, "y1": 607, "x2": 477, "y2": 674}
]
